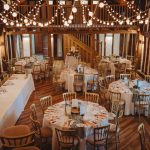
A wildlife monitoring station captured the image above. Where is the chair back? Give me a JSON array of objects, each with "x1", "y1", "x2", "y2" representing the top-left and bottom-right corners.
[
  {"x1": 55, "y1": 128, "x2": 78, "y2": 146},
  {"x1": 40, "y1": 95, "x2": 53, "y2": 113},
  {"x1": 30, "y1": 104, "x2": 37, "y2": 120},
  {"x1": 106, "y1": 75, "x2": 115, "y2": 84},
  {"x1": 94, "y1": 125, "x2": 110, "y2": 144},
  {"x1": 15, "y1": 65, "x2": 23, "y2": 74},
  {"x1": 98, "y1": 77, "x2": 107, "y2": 89},
  {"x1": 111, "y1": 100, "x2": 120, "y2": 116},
  {"x1": 0, "y1": 125, "x2": 35, "y2": 148},
  {"x1": 63, "y1": 92, "x2": 77, "y2": 102},
  {"x1": 137, "y1": 94, "x2": 150, "y2": 106},
  {"x1": 138, "y1": 123, "x2": 146, "y2": 150},
  {"x1": 85, "y1": 92, "x2": 99, "y2": 104},
  {"x1": 109, "y1": 91, "x2": 121, "y2": 102},
  {"x1": 145, "y1": 75, "x2": 150, "y2": 83},
  {"x1": 33, "y1": 64, "x2": 41, "y2": 74},
  {"x1": 120, "y1": 74, "x2": 131, "y2": 80},
  {"x1": 30, "y1": 115, "x2": 41, "y2": 138},
  {"x1": 74, "y1": 74, "x2": 84, "y2": 82}
]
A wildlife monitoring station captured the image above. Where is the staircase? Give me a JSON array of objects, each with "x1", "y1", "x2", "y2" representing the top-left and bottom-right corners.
[{"x1": 63, "y1": 34, "x2": 98, "y2": 66}]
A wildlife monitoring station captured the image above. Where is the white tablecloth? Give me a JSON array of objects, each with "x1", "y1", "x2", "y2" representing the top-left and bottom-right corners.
[
  {"x1": 43, "y1": 100, "x2": 108, "y2": 150},
  {"x1": 101, "y1": 58, "x2": 131, "y2": 76},
  {"x1": 0, "y1": 74, "x2": 35, "y2": 131},
  {"x1": 60, "y1": 67, "x2": 98, "y2": 92},
  {"x1": 108, "y1": 80, "x2": 150, "y2": 115}
]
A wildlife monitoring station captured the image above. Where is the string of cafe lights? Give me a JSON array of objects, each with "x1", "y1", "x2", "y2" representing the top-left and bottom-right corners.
[{"x1": 0, "y1": 0, "x2": 149, "y2": 28}]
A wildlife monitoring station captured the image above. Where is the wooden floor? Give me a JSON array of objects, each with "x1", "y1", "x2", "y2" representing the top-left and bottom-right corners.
[{"x1": 16, "y1": 76, "x2": 150, "y2": 150}]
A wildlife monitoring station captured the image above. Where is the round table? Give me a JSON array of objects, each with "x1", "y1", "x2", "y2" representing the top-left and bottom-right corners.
[
  {"x1": 60, "y1": 67, "x2": 98, "y2": 92},
  {"x1": 108, "y1": 79, "x2": 150, "y2": 115},
  {"x1": 43, "y1": 100, "x2": 108, "y2": 150}
]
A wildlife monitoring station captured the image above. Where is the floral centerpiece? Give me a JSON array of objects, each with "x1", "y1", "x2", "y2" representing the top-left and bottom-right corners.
[{"x1": 67, "y1": 46, "x2": 80, "y2": 58}]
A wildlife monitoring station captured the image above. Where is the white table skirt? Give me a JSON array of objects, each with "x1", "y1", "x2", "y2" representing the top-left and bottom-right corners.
[
  {"x1": 60, "y1": 68, "x2": 98, "y2": 92},
  {"x1": 0, "y1": 74, "x2": 35, "y2": 132}
]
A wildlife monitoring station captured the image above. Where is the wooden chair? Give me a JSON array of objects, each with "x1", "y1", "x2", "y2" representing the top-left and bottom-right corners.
[
  {"x1": 87, "y1": 74, "x2": 99, "y2": 92},
  {"x1": 85, "y1": 92, "x2": 99, "y2": 104},
  {"x1": 145, "y1": 75, "x2": 150, "y2": 83},
  {"x1": 30, "y1": 115, "x2": 52, "y2": 147},
  {"x1": 30, "y1": 104, "x2": 37, "y2": 120},
  {"x1": 115, "y1": 63, "x2": 126, "y2": 79},
  {"x1": 108, "y1": 100, "x2": 120, "y2": 121},
  {"x1": 98, "y1": 77, "x2": 107, "y2": 89},
  {"x1": 134, "y1": 94, "x2": 150, "y2": 121},
  {"x1": 109, "y1": 109, "x2": 123, "y2": 150},
  {"x1": 53, "y1": 72, "x2": 65, "y2": 91},
  {"x1": 32, "y1": 64, "x2": 43, "y2": 80},
  {"x1": 14, "y1": 64, "x2": 24, "y2": 74},
  {"x1": 73, "y1": 74, "x2": 84, "y2": 93},
  {"x1": 40, "y1": 95, "x2": 53, "y2": 114},
  {"x1": 138, "y1": 123, "x2": 149, "y2": 150},
  {"x1": 120, "y1": 74, "x2": 131, "y2": 80},
  {"x1": 109, "y1": 91, "x2": 125, "y2": 114},
  {"x1": 44, "y1": 63, "x2": 53, "y2": 78},
  {"x1": 55, "y1": 128, "x2": 80, "y2": 150},
  {"x1": 12, "y1": 146, "x2": 40, "y2": 150},
  {"x1": 106, "y1": 75, "x2": 115, "y2": 85},
  {"x1": 86, "y1": 125, "x2": 110, "y2": 150},
  {"x1": 63, "y1": 92, "x2": 77, "y2": 102},
  {"x1": 0, "y1": 125, "x2": 35, "y2": 149}
]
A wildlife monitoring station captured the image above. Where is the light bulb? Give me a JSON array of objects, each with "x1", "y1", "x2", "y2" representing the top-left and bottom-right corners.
[
  {"x1": 111, "y1": 22, "x2": 114, "y2": 26},
  {"x1": 10, "y1": 22, "x2": 14, "y2": 26},
  {"x1": 24, "y1": 18, "x2": 28, "y2": 23},
  {"x1": 136, "y1": 15, "x2": 141, "y2": 20},
  {"x1": 68, "y1": 20, "x2": 72, "y2": 24},
  {"x1": 4, "y1": 4, "x2": 10, "y2": 10},
  {"x1": 33, "y1": 21, "x2": 36, "y2": 25},
  {"x1": 88, "y1": 20, "x2": 92, "y2": 26},
  {"x1": 99, "y1": 2, "x2": 104, "y2": 8},
  {"x1": 12, "y1": 12, "x2": 17, "y2": 17},
  {"x1": 145, "y1": 18, "x2": 149, "y2": 24},
  {"x1": 72, "y1": 7, "x2": 77, "y2": 13},
  {"x1": 139, "y1": 20, "x2": 143, "y2": 24},
  {"x1": 69, "y1": 15, "x2": 73, "y2": 20},
  {"x1": 3, "y1": 18, "x2": 7, "y2": 23},
  {"x1": 88, "y1": 11, "x2": 93, "y2": 17},
  {"x1": 126, "y1": 19, "x2": 130, "y2": 24}
]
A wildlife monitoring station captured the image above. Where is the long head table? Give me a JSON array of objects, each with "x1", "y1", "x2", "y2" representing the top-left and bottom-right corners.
[{"x1": 0, "y1": 74, "x2": 35, "y2": 132}]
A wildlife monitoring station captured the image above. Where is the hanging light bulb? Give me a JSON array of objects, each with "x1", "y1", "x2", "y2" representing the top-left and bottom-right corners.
[
  {"x1": 99, "y1": 2, "x2": 104, "y2": 8},
  {"x1": 145, "y1": 18, "x2": 149, "y2": 24},
  {"x1": 10, "y1": 22, "x2": 14, "y2": 26},
  {"x1": 111, "y1": 22, "x2": 114, "y2": 26},
  {"x1": 4, "y1": 4, "x2": 10, "y2": 10},
  {"x1": 126, "y1": 19, "x2": 130, "y2": 24},
  {"x1": 87, "y1": 19, "x2": 92, "y2": 26},
  {"x1": 139, "y1": 20, "x2": 143, "y2": 24},
  {"x1": 88, "y1": 11, "x2": 93, "y2": 17},
  {"x1": 69, "y1": 15, "x2": 73, "y2": 20},
  {"x1": 72, "y1": 7, "x2": 77, "y2": 13},
  {"x1": 136, "y1": 14, "x2": 141, "y2": 20},
  {"x1": 24, "y1": 18, "x2": 28, "y2": 23},
  {"x1": 33, "y1": 21, "x2": 36, "y2": 25},
  {"x1": 3, "y1": 18, "x2": 7, "y2": 23},
  {"x1": 68, "y1": 19, "x2": 72, "y2": 24},
  {"x1": 12, "y1": 12, "x2": 17, "y2": 17}
]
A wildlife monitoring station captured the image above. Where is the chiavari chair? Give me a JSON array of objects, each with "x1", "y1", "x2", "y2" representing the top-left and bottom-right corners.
[
  {"x1": 40, "y1": 95, "x2": 53, "y2": 114},
  {"x1": 85, "y1": 92, "x2": 99, "y2": 104},
  {"x1": 86, "y1": 125, "x2": 110, "y2": 150}
]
